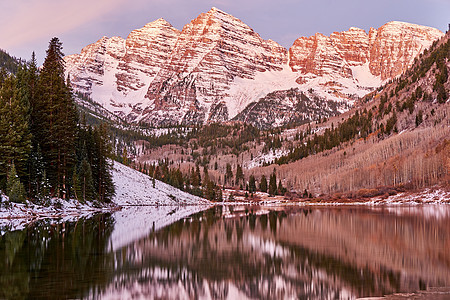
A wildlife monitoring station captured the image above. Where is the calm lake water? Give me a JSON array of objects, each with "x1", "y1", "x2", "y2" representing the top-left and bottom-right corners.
[{"x1": 1, "y1": 205, "x2": 450, "y2": 299}]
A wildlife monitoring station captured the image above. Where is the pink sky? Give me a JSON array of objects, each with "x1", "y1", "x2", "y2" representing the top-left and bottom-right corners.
[{"x1": 1, "y1": 0, "x2": 448, "y2": 64}]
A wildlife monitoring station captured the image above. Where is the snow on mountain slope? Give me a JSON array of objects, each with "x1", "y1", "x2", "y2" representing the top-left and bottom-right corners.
[
  {"x1": 112, "y1": 161, "x2": 210, "y2": 206},
  {"x1": 65, "y1": 19, "x2": 181, "y2": 121},
  {"x1": 65, "y1": 8, "x2": 444, "y2": 127},
  {"x1": 142, "y1": 7, "x2": 287, "y2": 125}
]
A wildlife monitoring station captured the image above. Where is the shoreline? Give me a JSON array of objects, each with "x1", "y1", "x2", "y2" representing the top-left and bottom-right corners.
[
  {"x1": 219, "y1": 187, "x2": 450, "y2": 206},
  {"x1": 1, "y1": 187, "x2": 448, "y2": 226}
]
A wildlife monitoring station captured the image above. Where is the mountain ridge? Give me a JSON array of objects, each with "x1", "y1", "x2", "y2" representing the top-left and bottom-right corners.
[{"x1": 64, "y1": 7, "x2": 443, "y2": 128}]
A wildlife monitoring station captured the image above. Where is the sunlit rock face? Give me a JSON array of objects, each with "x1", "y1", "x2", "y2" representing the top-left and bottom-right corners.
[
  {"x1": 65, "y1": 8, "x2": 443, "y2": 127},
  {"x1": 289, "y1": 21, "x2": 443, "y2": 80},
  {"x1": 143, "y1": 7, "x2": 288, "y2": 125}
]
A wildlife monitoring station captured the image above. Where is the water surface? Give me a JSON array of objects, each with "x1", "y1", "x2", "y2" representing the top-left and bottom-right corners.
[{"x1": 1, "y1": 205, "x2": 450, "y2": 299}]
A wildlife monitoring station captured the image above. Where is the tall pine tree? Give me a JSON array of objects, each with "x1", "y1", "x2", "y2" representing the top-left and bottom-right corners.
[
  {"x1": 34, "y1": 38, "x2": 78, "y2": 198},
  {"x1": 0, "y1": 74, "x2": 31, "y2": 187}
]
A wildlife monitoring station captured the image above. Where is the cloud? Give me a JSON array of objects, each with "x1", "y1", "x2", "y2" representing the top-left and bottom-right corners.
[{"x1": 0, "y1": 0, "x2": 126, "y2": 49}]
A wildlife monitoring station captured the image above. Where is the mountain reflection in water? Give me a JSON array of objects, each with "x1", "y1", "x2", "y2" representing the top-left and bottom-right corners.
[{"x1": 1, "y1": 205, "x2": 449, "y2": 299}]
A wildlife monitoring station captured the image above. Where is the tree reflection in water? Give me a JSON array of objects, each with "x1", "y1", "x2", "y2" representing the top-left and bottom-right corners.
[
  {"x1": 1, "y1": 205, "x2": 449, "y2": 299},
  {"x1": 0, "y1": 214, "x2": 114, "y2": 299},
  {"x1": 101, "y1": 205, "x2": 450, "y2": 299}
]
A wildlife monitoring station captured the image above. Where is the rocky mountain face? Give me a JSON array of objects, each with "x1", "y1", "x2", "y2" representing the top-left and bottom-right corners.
[
  {"x1": 65, "y1": 8, "x2": 443, "y2": 127},
  {"x1": 233, "y1": 88, "x2": 346, "y2": 129},
  {"x1": 290, "y1": 21, "x2": 443, "y2": 81}
]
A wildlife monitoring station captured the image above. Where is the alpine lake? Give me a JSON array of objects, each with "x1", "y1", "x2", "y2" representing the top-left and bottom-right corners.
[{"x1": 1, "y1": 204, "x2": 450, "y2": 299}]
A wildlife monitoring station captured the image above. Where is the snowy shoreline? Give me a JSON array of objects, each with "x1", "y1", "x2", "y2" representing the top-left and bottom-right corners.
[
  {"x1": 1, "y1": 160, "x2": 448, "y2": 233},
  {"x1": 218, "y1": 187, "x2": 450, "y2": 206}
]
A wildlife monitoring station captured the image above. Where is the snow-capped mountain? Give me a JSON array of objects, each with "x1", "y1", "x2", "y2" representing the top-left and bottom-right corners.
[{"x1": 65, "y1": 8, "x2": 443, "y2": 127}]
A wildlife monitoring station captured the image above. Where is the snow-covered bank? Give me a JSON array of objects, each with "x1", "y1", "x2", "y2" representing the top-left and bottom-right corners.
[
  {"x1": 0, "y1": 194, "x2": 117, "y2": 231},
  {"x1": 0, "y1": 161, "x2": 210, "y2": 232},
  {"x1": 220, "y1": 188, "x2": 450, "y2": 206},
  {"x1": 112, "y1": 161, "x2": 209, "y2": 206}
]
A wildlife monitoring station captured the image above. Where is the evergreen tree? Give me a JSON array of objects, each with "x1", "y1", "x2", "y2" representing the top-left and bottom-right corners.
[
  {"x1": 6, "y1": 163, "x2": 26, "y2": 203},
  {"x1": 34, "y1": 38, "x2": 78, "y2": 198},
  {"x1": 39, "y1": 170, "x2": 51, "y2": 203},
  {"x1": 225, "y1": 163, "x2": 233, "y2": 185},
  {"x1": 303, "y1": 189, "x2": 308, "y2": 198},
  {"x1": 278, "y1": 179, "x2": 286, "y2": 195},
  {"x1": 77, "y1": 158, "x2": 95, "y2": 202},
  {"x1": 269, "y1": 172, "x2": 277, "y2": 196},
  {"x1": 260, "y1": 175, "x2": 268, "y2": 193},
  {"x1": 91, "y1": 124, "x2": 115, "y2": 202},
  {"x1": 192, "y1": 164, "x2": 201, "y2": 187},
  {"x1": 235, "y1": 164, "x2": 243, "y2": 186},
  {"x1": 28, "y1": 144, "x2": 45, "y2": 198},
  {"x1": 0, "y1": 74, "x2": 31, "y2": 184},
  {"x1": 248, "y1": 175, "x2": 256, "y2": 193}
]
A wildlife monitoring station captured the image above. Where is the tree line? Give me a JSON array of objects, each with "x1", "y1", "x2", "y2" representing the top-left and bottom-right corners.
[{"x1": 0, "y1": 38, "x2": 114, "y2": 205}]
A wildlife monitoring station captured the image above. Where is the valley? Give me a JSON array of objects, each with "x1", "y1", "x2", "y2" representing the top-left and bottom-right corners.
[{"x1": 102, "y1": 28, "x2": 449, "y2": 202}]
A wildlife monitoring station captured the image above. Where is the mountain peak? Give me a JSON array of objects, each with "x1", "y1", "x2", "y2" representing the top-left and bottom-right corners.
[
  {"x1": 141, "y1": 18, "x2": 177, "y2": 31},
  {"x1": 65, "y1": 11, "x2": 444, "y2": 127},
  {"x1": 208, "y1": 7, "x2": 224, "y2": 14}
]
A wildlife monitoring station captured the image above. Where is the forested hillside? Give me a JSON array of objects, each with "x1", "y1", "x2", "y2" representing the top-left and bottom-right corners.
[
  {"x1": 253, "y1": 31, "x2": 450, "y2": 196},
  {"x1": 126, "y1": 31, "x2": 449, "y2": 199},
  {"x1": 0, "y1": 38, "x2": 114, "y2": 205},
  {"x1": 0, "y1": 49, "x2": 22, "y2": 74}
]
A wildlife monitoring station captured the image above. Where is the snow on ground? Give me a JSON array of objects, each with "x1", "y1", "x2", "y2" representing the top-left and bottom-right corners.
[
  {"x1": 224, "y1": 65, "x2": 299, "y2": 119},
  {"x1": 245, "y1": 148, "x2": 289, "y2": 168},
  {"x1": 0, "y1": 161, "x2": 210, "y2": 232},
  {"x1": 112, "y1": 161, "x2": 210, "y2": 206},
  {"x1": 0, "y1": 194, "x2": 116, "y2": 232},
  {"x1": 221, "y1": 188, "x2": 450, "y2": 207},
  {"x1": 350, "y1": 63, "x2": 383, "y2": 87},
  {"x1": 373, "y1": 188, "x2": 450, "y2": 205}
]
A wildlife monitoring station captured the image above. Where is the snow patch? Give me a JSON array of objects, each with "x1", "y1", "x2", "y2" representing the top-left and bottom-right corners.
[
  {"x1": 245, "y1": 149, "x2": 289, "y2": 169},
  {"x1": 112, "y1": 161, "x2": 210, "y2": 206},
  {"x1": 225, "y1": 65, "x2": 299, "y2": 119},
  {"x1": 350, "y1": 63, "x2": 383, "y2": 87}
]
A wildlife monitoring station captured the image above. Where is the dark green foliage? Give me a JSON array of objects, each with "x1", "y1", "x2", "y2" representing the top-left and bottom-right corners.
[
  {"x1": 412, "y1": 37, "x2": 449, "y2": 82},
  {"x1": 30, "y1": 38, "x2": 78, "y2": 198},
  {"x1": 6, "y1": 163, "x2": 26, "y2": 203},
  {"x1": 75, "y1": 124, "x2": 115, "y2": 202},
  {"x1": 410, "y1": 36, "x2": 449, "y2": 103},
  {"x1": 0, "y1": 49, "x2": 22, "y2": 74},
  {"x1": 303, "y1": 189, "x2": 308, "y2": 198},
  {"x1": 28, "y1": 144, "x2": 46, "y2": 200},
  {"x1": 0, "y1": 39, "x2": 115, "y2": 205},
  {"x1": 278, "y1": 180, "x2": 286, "y2": 195},
  {"x1": 74, "y1": 158, "x2": 95, "y2": 202},
  {"x1": 144, "y1": 159, "x2": 224, "y2": 201},
  {"x1": 384, "y1": 111, "x2": 397, "y2": 135},
  {"x1": 204, "y1": 178, "x2": 222, "y2": 202},
  {"x1": 0, "y1": 73, "x2": 31, "y2": 183},
  {"x1": 191, "y1": 164, "x2": 201, "y2": 187},
  {"x1": 435, "y1": 82, "x2": 448, "y2": 104},
  {"x1": 415, "y1": 110, "x2": 423, "y2": 127},
  {"x1": 275, "y1": 110, "x2": 373, "y2": 165},
  {"x1": 259, "y1": 175, "x2": 268, "y2": 193},
  {"x1": 225, "y1": 163, "x2": 233, "y2": 185},
  {"x1": 248, "y1": 175, "x2": 256, "y2": 193},
  {"x1": 269, "y1": 172, "x2": 277, "y2": 196},
  {"x1": 235, "y1": 164, "x2": 244, "y2": 185}
]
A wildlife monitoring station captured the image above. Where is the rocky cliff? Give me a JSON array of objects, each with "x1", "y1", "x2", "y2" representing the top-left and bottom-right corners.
[{"x1": 65, "y1": 8, "x2": 443, "y2": 127}]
